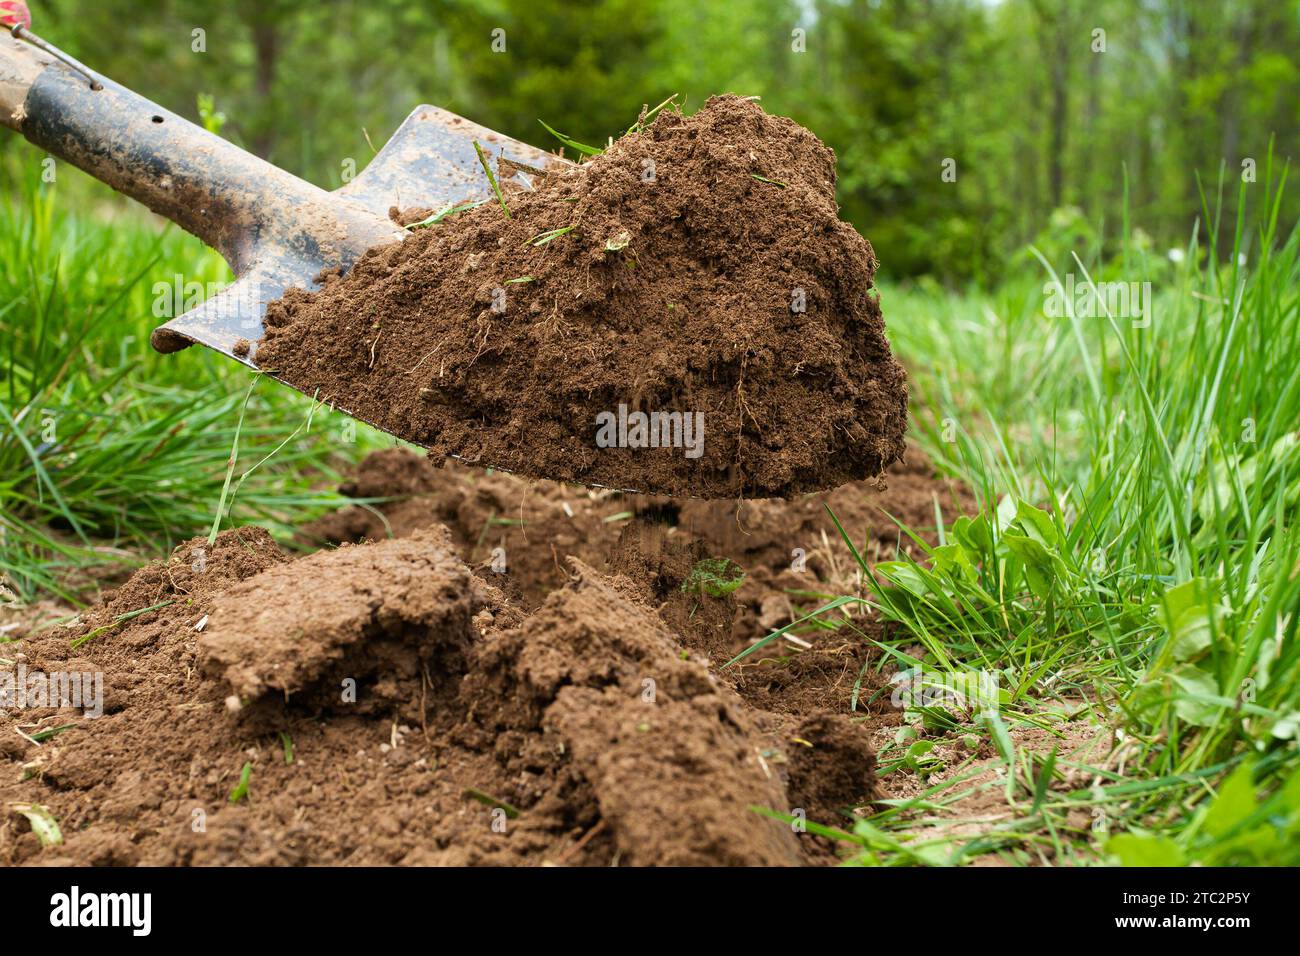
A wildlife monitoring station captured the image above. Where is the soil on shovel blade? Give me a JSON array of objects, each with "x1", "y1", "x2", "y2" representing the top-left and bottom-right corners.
[
  {"x1": 0, "y1": 446, "x2": 973, "y2": 866},
  {"x1": 258, "y1": 94, "x2": 908, "y2": 498}
]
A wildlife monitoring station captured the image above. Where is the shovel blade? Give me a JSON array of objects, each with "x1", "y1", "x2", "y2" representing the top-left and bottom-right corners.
[
  {"x1": 337, "y1": 104, "x2": 561, "y2": 219},
  {"x1": 150, "y1": 105, "x2": 563, "y2": 362}
]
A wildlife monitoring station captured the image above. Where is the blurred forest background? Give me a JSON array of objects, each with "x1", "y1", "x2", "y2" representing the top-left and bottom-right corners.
[{"x1": 3, "y1": 0, "x2": 1297, "y2": 282}]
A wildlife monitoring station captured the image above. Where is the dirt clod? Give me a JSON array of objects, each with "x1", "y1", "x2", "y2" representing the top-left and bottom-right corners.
[
  {"x1": 200, "y1": 528, "x2": 476, "y2": 707},
  {"x1": 1, "y1": 437, "x2": 981, "y2": 866},
  {"x1": 456, "y1": 560, "x2": 801, "y2": 865},
  {"x1": 785, "y1": 713, "x2": 878, "y2": 827}
]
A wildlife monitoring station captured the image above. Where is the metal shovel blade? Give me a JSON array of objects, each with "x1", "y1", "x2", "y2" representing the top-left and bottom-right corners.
[{"x1": 149, "y1": 105, "x2": 562, "y2": 366}]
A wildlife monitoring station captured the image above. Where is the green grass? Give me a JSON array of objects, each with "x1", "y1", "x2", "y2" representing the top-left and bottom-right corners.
[
  {"x1": 228, "y1": 761, "x2": 253, "y2": 804},
  {"x1": 772, "y1": 160, "x2": 1300, "y2": 865},
  {"x1": 472, "y1": 140, "x2": 511, "y2": 219},
  {"x1": 0, "y1": 157, "x2": 389, "y2": 603}
]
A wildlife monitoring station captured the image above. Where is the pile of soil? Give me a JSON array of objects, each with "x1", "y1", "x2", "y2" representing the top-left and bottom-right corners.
[
  {"x1": 302, "y1": 444, "x2": 977, "y2": 643},
  {"x1": 258, "y1": 95, "x2": 908, "y2": 498},
  {"x1": 0, "y1": 447, "x2": 972, "y2": 866},
  {"x1": 1, "y1": 526, "x2": 863, "y2": 865}
]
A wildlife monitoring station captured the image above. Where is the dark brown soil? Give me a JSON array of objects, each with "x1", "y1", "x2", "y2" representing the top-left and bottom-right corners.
[
  {"x1": 302, "y1": 444, "x2": 977, "y2": 644},
  {"x1": 785, "y1": 713, "x2": 878, "y2": 827},
  {"x1": 258, "y1": 95, "x2": 908, "y2": 498},
  {"x1": 1, "y1": 528, "x2": 835, "y2": 865},
  {"x1": 0, "y1": 446, "x2": 973, "y2": 866}
]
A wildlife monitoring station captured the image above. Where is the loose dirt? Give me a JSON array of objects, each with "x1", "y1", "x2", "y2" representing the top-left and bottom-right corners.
[
  {"x1": 0, "y1": 444, "x2": 979, "y2": 866},
  {"x1": 257, "y1": 95, "x2": 908, "y2": 498},
  {"x1": 302, "y1": 444, "x2": 977, "y2": 642},
  {"x1": 0, "y1": 529, "x2": 805, "y2": 865}
]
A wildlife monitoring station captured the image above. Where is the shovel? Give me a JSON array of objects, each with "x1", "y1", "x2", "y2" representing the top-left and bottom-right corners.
[{"x1": 1, "y1": 26, "x2": 561, "y2": 421}]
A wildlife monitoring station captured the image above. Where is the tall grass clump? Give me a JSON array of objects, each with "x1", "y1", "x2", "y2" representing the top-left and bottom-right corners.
[
  {"x1": 0, "y1": 159, "x2": 387, "y2": 602},
  {"x1": 783, "y1": 162, "x2": 1299, "y2": 865}
]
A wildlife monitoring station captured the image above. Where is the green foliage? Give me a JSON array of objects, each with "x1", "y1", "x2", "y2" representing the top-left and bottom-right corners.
[
  {"x1": 768, "y1": 164, "x2": 1300, "y2": 866},
  {"x1": 472, "y1": 140, "x2": 511, "y2": 218},
  {"x1": 1109, "y1": 762, "x2": 1300, "y2": 866},
  {"x1": 0, "y1": 159, "x2": 386, "y2": 602},
  {"x1": 7, "y1": 0, "x2": 1296, "y2": 280},
  {"x1": 898, "y1": 739, "x2": 944, "y2": 776},
  {"x1": 404, "y1": 198, "x2": 488, "y2": 230},
  {"x1": 526, "y1": 225, "x2": 575, "y2": 246},
  {"x1": 195, "y1": 92, "x2": 226, "y2": 135},
  {"x1": 681, "y1": 557, "x2": 745, "y2": 597},
  {"x1": 537, "y1": 119, "x2": 604, "y2": 158},
  {"x1": 462, "y1": 787, "x2": 520, "y2": 818}
]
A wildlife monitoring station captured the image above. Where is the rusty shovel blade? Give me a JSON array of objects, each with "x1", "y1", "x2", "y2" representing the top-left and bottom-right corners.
[{"x1": 150, "y1": 104, "x2": 563, "y2": 367}]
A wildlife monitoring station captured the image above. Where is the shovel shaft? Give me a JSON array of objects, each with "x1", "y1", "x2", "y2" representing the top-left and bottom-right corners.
[{"x1": 2, "y1": 33, "x2": 336, "y2": 273}]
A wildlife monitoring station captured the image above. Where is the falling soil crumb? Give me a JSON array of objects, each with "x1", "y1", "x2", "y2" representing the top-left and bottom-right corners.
[
  {"x1": 259, "y1": 95, "x2": 908, "y2": 498},
  {"x1": 785, "y1": 713, "x2": 878, "y2": 828},
  {"x1": 451, "y1": 560, "x2": 801, "y2": 865},
  {"x1": 389, "y1": 205, "x2": 435, "y2": 228}
]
